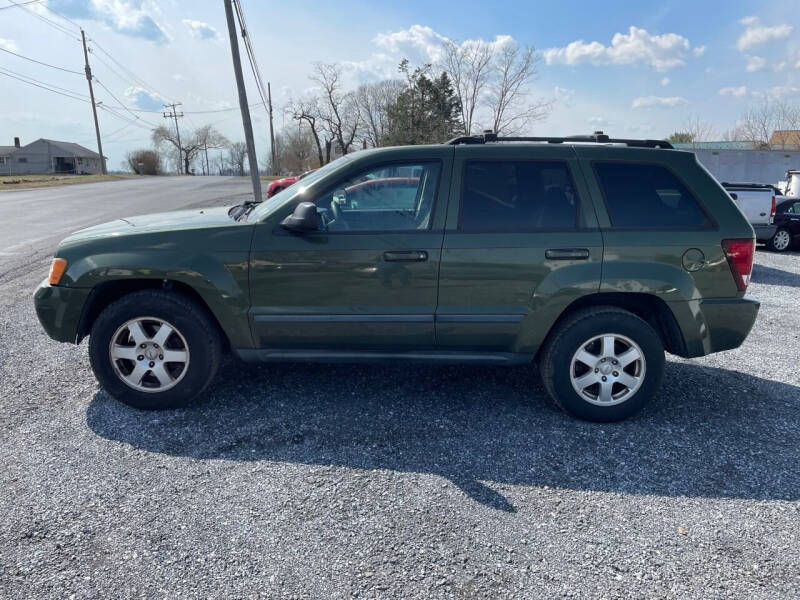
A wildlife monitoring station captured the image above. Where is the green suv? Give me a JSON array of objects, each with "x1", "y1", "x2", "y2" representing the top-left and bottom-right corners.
[{"x1": 34, "y1": 132, "x2": 759, "y2": 421}]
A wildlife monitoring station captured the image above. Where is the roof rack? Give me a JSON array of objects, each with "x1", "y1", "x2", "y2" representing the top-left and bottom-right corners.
[{"x1": 444, "y1": 130, "x2": 674, "y2": 150}]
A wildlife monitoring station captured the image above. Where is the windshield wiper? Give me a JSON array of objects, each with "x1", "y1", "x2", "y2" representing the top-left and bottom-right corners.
[{"x1": 228, "y1": 200, "x2": 261, "y2": 221}]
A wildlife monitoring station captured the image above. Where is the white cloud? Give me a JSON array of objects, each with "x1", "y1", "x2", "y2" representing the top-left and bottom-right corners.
[
  {"x1": 182, "y1": 19, "x2": 219, "y2": 41},
  {"x1": 631, "y1": 95, "x2": 688, "y2": 108},
  {"x1": 172, "y1": 73, "x2": 186, "y2": 81},
  {"x1": 766, "y1": 85, "x2": 800, "y2": 98},
  {"x1": 737, "y1": 17, "x2": 792, "y2": 51},
  {"x1": 0, "y1": 37, "x2": 17, "y2": 53},
  {"x1": 543, "y1": 26, "x2": 703, "y2": 71},
  {"x1": 373, "y1": 24, "x2": 450, "y2": 64},
  {"x1": 48, "y1": 0, "x2": 169, "y2": 43},
  {"x1": 660, "y1": 77, "x2": 670, "y2": 86},
  {"x1": 348, "y1": 25, "x2": 517, "y2": 82},
  {"x1": 745, "y1": 55, "x2": 767, "y2": 72},
  {"x1": 124, "y1": 86, "x2": 165, "y2": 110},
  {"x1": 719, "y1": 86, "x2": 748, "y2": 97}
]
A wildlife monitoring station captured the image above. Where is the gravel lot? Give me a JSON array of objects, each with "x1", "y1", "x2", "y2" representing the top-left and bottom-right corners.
[{"x1": 0, "y1": 188, "x2": 798, "y2": 598}]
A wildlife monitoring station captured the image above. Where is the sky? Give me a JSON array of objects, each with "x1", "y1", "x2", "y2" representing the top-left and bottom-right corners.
[{"x1": 1, "y1": 0, "x2": 799, "y2": 170}]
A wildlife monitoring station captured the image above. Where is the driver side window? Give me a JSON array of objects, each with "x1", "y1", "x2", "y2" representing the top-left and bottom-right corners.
[{"x1": 314, "y1": 162, "x2": 441, "y2": 232}]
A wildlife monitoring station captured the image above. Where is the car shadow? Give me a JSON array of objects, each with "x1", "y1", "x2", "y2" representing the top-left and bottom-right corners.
[
  {"x1": 751, "y1": 263, "x2": 800, "y2": 288},
  {"x1": 86, "y1": 361, "x2": 800, "y2": 512}
]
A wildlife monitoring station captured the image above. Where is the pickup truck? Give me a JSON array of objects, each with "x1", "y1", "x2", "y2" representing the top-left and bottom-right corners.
[{"x1": 721, "y1": 182, "x2": 776, "y2": 244}]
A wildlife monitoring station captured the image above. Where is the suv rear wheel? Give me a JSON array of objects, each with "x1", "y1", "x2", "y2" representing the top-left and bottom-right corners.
[
  {"x1": 540, "y1": 307, "x2": 665, "y2": 422},
  {"x1": 89, "y1": 290, "x2": 222, "y2": 410}
]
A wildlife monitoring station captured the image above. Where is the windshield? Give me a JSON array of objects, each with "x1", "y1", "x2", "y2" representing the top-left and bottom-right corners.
[{"x1": 248, "y1": 154, "x2": 354, "y2": 221}]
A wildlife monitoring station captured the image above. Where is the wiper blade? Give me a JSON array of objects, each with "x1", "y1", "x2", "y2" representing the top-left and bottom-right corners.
[{"x1": 228, "y1": 200, "x2": 261, "y2": 221}]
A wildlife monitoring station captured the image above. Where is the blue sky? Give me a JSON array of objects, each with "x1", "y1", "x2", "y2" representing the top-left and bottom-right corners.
[{"x1": 1, "y1": 0, "x2": 799, "y2": 169}]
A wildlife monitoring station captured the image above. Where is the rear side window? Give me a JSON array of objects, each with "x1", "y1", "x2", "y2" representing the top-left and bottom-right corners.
[
  {"x1": 460, "y1": 161, "x2": 580, "y2": 232},
  {"x1": 594, "y1": 162, "x2": 711, "y2": 229}
]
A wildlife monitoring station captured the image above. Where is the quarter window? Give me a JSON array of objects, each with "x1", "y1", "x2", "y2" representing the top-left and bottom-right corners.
[
  {"x1": 314, "y1": 162, "x2": 440, "y2": 232},
  {"x1": 459, "y1": 161, "x2": 580, "y2": 232},
  {"x1": 594, "y1": 162, "x2": 711, "y2": 229}
]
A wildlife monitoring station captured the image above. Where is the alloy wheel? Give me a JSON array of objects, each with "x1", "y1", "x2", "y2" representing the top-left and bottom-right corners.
[
  {"x1": 108, "y1": 316, "x2": 190, "y2": 393},
  {"x1": 569, "y1": 333, "x2": 646, "y2": 406}
]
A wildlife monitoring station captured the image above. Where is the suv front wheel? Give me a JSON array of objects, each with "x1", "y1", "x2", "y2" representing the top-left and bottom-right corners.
[
  {"x1": 89, "y1": 290, "x2": 222, "y2": 410},
  {"x1": 540, "y1": 307, "x2": 665, "y2": 422}
]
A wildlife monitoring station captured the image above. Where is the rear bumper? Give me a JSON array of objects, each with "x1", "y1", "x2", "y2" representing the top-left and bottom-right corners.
[
  {"x1": 670, "y1": 297, "x2": 760, "y2": 358},
  {"x1": 33, "y1": 279, "x2": 90, "y2": 343},
  {"x1": 753, "y1": 224, "x2": 777, "y2": 242}
]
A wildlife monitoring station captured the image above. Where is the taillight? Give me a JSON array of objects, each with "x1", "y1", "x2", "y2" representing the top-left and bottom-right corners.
[
  {"x1": 721, "y1": 239, "x2": 755, "y2": 292},
  {"x1": 771, "y1": 195, "x2": 776, "y2": 220}
]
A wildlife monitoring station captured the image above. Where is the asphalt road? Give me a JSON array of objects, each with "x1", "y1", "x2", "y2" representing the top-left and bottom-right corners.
[
  {"x1": 0, "y1": 176, "x2": 252, "y2": 279},
  {"x1": 0, "y1": 178, "x2": 798, "y2": 598}
]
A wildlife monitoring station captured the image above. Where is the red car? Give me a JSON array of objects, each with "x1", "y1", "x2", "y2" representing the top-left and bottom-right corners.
[{"x1": 266, "y1": 169, "x2": 316, "y2": 198}]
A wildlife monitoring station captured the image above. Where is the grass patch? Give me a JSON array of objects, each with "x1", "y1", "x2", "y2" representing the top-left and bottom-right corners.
[{"x1": 0, "y1": 173, "x2": 133, "y2": 191}]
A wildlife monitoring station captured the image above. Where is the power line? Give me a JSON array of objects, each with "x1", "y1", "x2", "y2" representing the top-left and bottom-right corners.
[
  {"x1": 232, "y1": 0, "x2": 276, "y2": 172},
  {"x1": 0, "y1": 0, "x2": 43, "y2": 11},
  {"x1": 94, "y1": 77, "x2": 160, "y2": 128},
  {"x1": 37, "y1": 0, "x2": 83, "y2": 29},
  {"x1": 89, "y1": 39, "x2": 172, "y2": 103},
  {"x1": 0, "y1": 69, "x2": 90, "y2": 102},
  {"x1": 0, "y1": 46, "x2": 83, "y2": 74},
  {"x1": 0, "y1": 66, "x2": 89, "y2": 102},
  {"x1": 4, "y1": 0, "x2": 80, "y2": 40}
]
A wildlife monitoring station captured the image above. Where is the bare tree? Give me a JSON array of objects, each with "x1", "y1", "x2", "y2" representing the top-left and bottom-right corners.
[
  {"x1": 152, "y1": 124, "x2": 228, "y2": 174},
  {"x1": 486, "y1": 42, "x2": 552, "y2": 134},
  {"x1": 273, "y1": 124, "x2": 317, "y2": 174},
  {"x1": 287, "y1": 96, "x2": 330, "y2": 167},
  {"x1": 442, "y1": 39, "x2": 493, "y2": 135},
  {"x1": 736, "y1": 98, "x2": 800, "y2": 149},
  {"x1": 227, "y1": 141, "x2": 248, "y2": 176},
  {"x1": 355, "y1": 80, "x2": 404, "y2": 147},
  {"x1": 311, "y1": 62, "x2": 362, "y2": 157},
  {"x1": 668, "y1": 115, "x2": 716, "y2": 148}
]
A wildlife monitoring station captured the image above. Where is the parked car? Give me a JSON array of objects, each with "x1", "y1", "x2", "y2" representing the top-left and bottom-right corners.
[
  {"x1": 266, "y1": 169, "x2": 316, "y2": 198},
  {"x1": 34, "y1": 132, "x2": 758, "y2": 422},
  {"x1": 769, "y1": 197, "x2": 800, "y2": 251},
  {"x1": 720, "y1": 182, "x2": 776, "y2": 244}
]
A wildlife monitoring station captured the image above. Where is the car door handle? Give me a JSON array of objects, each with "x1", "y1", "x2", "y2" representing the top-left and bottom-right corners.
[
  {"x1": 383, "y1": 250, "x2": 428, "y2": 262},
  {"x1": 545, "y1": 248, "x2": 590, "y2": 260}
]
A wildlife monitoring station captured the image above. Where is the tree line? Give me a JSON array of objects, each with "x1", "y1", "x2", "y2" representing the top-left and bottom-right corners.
[
  {"x1": 127, "y1": 40, "x2": 551, "y2": 176},
  {"x1": 667, "y1": 98, "x2": 800, "y2": 150}
]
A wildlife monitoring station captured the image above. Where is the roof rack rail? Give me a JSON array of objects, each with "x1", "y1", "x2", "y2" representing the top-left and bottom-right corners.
[{"x1": 444, "y1": 130, "x2": 674, "y2": 149}]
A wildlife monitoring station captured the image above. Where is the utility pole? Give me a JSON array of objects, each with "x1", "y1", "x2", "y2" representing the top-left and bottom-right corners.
[
  {"x1": 203, "y1": 142, "x2": 210, "y2": 176},
  {"x1": 162, "y1": 103, "x2": 184, "y2": 173},
  {"x1": 224, "y1": 0, "x2": 262, "y2": 202},
  {"x1": 81, "y1": 29, "x2": 106, "y2": 174},
  {"x1": 267, "y1": 81, "x2": 277, "y2": 175}
]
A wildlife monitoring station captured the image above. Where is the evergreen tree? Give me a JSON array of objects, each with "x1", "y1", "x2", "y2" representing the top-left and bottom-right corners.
[{"x1": 382, "y1": 60, "x2": 461, "y2": 146}]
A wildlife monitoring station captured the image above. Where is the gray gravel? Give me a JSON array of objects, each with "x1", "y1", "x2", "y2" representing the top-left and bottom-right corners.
[{"x1": 1, "y1": 184, "x2": 799, "y2": 598}]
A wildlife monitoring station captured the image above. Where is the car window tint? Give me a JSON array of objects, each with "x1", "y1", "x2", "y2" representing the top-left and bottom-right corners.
[
  {"x1": 315, "y1": 162, "x2": 440, "y2": 232},
  {"x1": 459, "y1": 161, "x2": 579, "y2": 232},
  {"x1": 594, "y1": 162, "x2": 711, "y2": 229}
]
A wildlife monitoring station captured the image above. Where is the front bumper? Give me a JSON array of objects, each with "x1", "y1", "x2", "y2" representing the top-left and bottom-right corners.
[
  {"x1": 33, "y1": 279, "x2": 91, "y2": 343},
  {"x1": 670, "y1": 297, "x2": 760, "y2": 358},
  {"x1": 753, "y1": 224, "x2": 777, "y2": 242}
]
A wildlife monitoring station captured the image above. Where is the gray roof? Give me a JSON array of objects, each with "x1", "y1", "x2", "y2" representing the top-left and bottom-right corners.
[
  {"x1": 38, "y1": 139, "x2": 102, "y2": 158},
  {"x1": 0, "y1": 146, "x2": 17, "y2": 156}
]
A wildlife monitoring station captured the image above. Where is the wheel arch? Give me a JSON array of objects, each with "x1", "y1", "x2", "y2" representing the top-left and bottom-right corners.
[
  {"x1": 77, "y1": 279, "x2": 230, "y2": 352},
  {"x1": 535, "y1": 292, "x2": 688, "y2": 360}
]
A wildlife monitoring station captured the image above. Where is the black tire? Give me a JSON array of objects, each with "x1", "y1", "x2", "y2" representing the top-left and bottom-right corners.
[
  {"x1": 768, "y1": 228, "x2": 793, "y2": 252},
  {"x1": 539, "y1": 306, "x2": 665, "y2": 422},
  {"x1": 89, "y1": 290, "x2": 222, "y2": 410}
]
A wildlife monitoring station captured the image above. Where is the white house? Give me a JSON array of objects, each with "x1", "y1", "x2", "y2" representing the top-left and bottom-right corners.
[{"x1": 0, "y1": 137, "x2": 106, "y2": 175}]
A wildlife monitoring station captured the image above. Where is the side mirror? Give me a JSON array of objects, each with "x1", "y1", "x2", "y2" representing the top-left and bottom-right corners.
[
  {"x1": 729, "y1": 192, "x2": 738, "y2": 201},
  {"x1": 280, "y1": 202, "x2": 321, "y2": 232}
]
